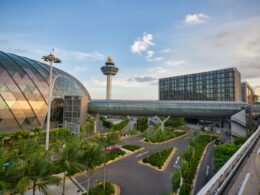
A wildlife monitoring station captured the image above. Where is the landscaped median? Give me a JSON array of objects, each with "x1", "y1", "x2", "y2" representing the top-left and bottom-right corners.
[
  {"x1": 143, "y1": 128, "x2": 187, "y2": 144},
  {"x1": 82, "y1": 182, "x2": 120, "y2": 195},
  {"x1": 121, "y1": 144, "x2": 142, "y2": 152},
  {"x1": 139, "y1": 147, "x2": 176, "y2": 171},
  {"x1": 171, "y1": 133, "x2": 217, "y2": 194},
  {"x1": 95, "y1": 145, "x2": 144, "y2": 169}
]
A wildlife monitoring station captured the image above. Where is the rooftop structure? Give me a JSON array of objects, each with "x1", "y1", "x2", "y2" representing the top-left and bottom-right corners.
[{"x1": 101, "y1": 56, "x2": 119, "y2": 100}]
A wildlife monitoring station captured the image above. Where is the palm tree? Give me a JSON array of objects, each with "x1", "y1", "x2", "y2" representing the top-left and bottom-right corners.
[
  {"x1": 79, "y1": 140, "x2": 102, "y2": 194},
  {"x1": 59, "y1": 137, "x2": 84, "y2": 195},
  {"x1": 5, "y1": 139, "x2": 60, "y2": 195},
  {"x1": 97, "y1": 132, "x2": 120, "y2": 191},
  {"x1": 5, "y1": 153, "x2": 60, "y2": 195}
]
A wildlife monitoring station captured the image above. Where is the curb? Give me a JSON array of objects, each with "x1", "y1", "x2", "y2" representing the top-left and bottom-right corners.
[
  {"x1": 113, "y1": 183, "x2": 121, "y2": 195},
  {"x1": 73, "y1": 147, "x2": 145, "y2": 178},
  {"x1": 96, "y1": 147, "x2": 145, "y2": 169},
  {"x1": 138, "y1": 147, "x2": 177, "y2": 172},
  {"x1": 120, "y1": 132, "x2": 141, "y2": 141},
  {"x1": 191, "y1": 139, "x2": 216, "y2": 195},
  {"x1": 142, "y1": 133, "x2": 188, "y2": 145}
]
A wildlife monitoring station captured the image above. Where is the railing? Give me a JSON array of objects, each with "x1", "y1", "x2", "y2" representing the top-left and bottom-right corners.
[{"x1": 197, "y1": 125, "x2": 260, "y2": 195}]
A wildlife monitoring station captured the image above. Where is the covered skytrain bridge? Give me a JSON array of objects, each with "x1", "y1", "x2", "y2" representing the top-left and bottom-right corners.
[{"x1": 88, "y1": 100, "x2": 252, "y2": 136}]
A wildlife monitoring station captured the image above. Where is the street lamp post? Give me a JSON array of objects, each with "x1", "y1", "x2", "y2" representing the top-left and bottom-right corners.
[{"x1": 42, "y1": 50, "x2": 61, "y2": 151}]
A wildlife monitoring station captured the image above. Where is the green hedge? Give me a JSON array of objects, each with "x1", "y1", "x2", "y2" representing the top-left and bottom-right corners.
[
  {"x1": 144, "y1": 128, "x2": 186, "y2": 143},
  {"x1": 95, "y1": 149, "x2": 126, "y2": 167},
  {"x1": 213, "y1": 136, "x2": 247, "y2": 172},
  {"x1": 172, "y1": 169, "x2": 181, "y2": 193},
  {"x1": 82, "y1": 182, "x2": 115, "y2": 195},
  {"x1": 110, "y1": 117, "x2": 129, "y2": 132},
  {"x1": 175, "y1": 134, "x2": 216, "y2": 194},
  {"x1": 121, "y1": 145, "x2": 141, "y2": 152},
  {"x1": 136, "y1": 116, "x2": 148, "y2": 132},
  {"x1": 143, "y1": 148, "x2": 173, "y2": 169}
]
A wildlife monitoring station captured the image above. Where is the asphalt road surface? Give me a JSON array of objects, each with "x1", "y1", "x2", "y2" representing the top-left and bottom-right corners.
[
  {"x1": 75, "y1": 132, "x2": 192, "y2": 195},
  {"x1": 193, "y1": 142, "x2": 216, "y2": 194}
]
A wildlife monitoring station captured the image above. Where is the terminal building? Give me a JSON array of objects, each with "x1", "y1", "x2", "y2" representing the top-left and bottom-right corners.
[
  {"x1": 159, "y1": 68, "x2": 242, "y2": 101},
  {"x1": 0, "y1": 51, "x2": 90, "y2": 132}
]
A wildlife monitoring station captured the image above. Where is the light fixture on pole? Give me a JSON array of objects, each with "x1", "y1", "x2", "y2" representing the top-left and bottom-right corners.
[{"x1": 42, "y1": 49, "x2": 61, "y2": 151}]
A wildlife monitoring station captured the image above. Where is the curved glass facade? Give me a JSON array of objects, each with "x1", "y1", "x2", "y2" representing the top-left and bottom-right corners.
[
  {"x1": 0, "y1": 51, "x2": 90, "y2": 132},
  {"x1": 88, "y1": 100, "x2": 250, "y2": 119}
]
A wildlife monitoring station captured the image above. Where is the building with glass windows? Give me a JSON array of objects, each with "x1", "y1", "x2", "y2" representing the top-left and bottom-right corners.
[
  {"x1": 159, "y1": 68, "x2": 241, "y2": 101},
  {"x1": 241, "y1": 81, "x2": 255, "y2": 105},
  {"x1": 0, "y1": 51, "x2": 90, "y2": 132}
]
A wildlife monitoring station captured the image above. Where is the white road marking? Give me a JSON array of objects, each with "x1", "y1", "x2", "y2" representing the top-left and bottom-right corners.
[
  {"x1": 135, "y1": 151, "x2": 148, "y2": 158},
  {"x1": 238, "y1": 172, "x2": 250, "y2": 195},
  {"x1": 175, "y1": 156, "x2": 180, "y2": 164},
  {"x1": 206, "y1": 165, "x2": 209, "y2": 176},
  {"x1": 173, "y1": 165, "x2": 180, "y2": 169}
]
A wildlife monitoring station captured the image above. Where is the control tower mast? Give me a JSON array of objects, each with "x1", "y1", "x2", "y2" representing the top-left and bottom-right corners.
[{"x1": 101, "y1": 56, "x2": 119, "y2": 100}]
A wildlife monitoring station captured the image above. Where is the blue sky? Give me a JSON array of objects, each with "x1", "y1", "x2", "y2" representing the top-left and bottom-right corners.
[{"x1": 1, "y1": 0, "x2": 260, "y2": 99}]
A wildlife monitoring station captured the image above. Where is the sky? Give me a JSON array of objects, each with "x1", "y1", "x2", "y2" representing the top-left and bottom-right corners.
[{"x1": 0, "y1": 0, "x2": 260, "y2": 100}]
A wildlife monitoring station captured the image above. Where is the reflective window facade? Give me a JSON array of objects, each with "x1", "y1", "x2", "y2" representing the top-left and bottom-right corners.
[
  {"x1": 0, "y1": 51, "x2": 90, "y2": 132},
  {"x1": 159, "y1": 68, "x2": 241, "y2": 101}
]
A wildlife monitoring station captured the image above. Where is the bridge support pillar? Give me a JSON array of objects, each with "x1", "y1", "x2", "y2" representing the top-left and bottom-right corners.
[
  {"x1": 155, "y1": 116, "x2": 170, "y2": 132},
  {"x1": 94, "y1": 114, "x2": 99, "y2": 134}
]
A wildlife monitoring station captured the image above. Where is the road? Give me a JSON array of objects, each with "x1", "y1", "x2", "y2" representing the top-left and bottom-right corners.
[
  {"x1": 193, "y1": 142, "x2": 215, "y2": 194},
  {"x1": 222, "y1": 135, "x2": 260, "y2": 195},
  {"x1": 193, "y1": 134, "x2": 230, "y2": 194},
  {"x1": 75, "y1": 131, "x2": 192, "y2": 195}
]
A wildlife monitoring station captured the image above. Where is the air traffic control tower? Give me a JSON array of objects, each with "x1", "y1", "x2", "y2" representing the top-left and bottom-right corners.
[{"x1": 101, "y1": 56, "x2": 119, "y2": 99}]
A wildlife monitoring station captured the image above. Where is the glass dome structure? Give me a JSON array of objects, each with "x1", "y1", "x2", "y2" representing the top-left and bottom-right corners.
[{"x1": 0, "y1": 51, "x2": 90, "y2": 132}]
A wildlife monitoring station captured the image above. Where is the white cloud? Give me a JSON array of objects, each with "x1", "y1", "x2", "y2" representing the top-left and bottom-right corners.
[
  {"x1": 73, "y1": 66, "x2": 88, "y2": 72},
  {"x1": 55, "y1": 49, "x2": 105, "y2": 61},
  {"x1": 166, "y1": 60, "x2": 186, "y2": 66},
  {"x1": 146, "y1": 50, "x2": 154, "y2": 59},
  {"x1": 184, "y1": 13, "x2": 210, "y2": 25},
  {"x1": 130, "y1": 32, "x2": 155, "y2": 54}
]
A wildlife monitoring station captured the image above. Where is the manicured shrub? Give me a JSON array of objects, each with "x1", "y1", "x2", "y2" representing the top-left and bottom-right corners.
[
  {"x1": 136, "y1": 116, "x2": 148, "y2": 132},
  {"x1": 144, "y1": 128, "x2": 185, "y2": 143},
  {"x1": 213, "y1": 144, "x2": 239, "y2": 172},
  {"x1": 174, "y1": 134, "x2": 217, "y2": 194},
  {"x1": 83, "y1": 182, "x2": 115, "y2": 195},
  {"x1": 165, "y1": 117, "x2": 185, "y2": 127},
  {"x1": 110, "y1": 117, "x2": 129, "y2": 132},
  {"x1": 143, "y1": 148, "x2": 173, "y2": 169},
  {"x1": 179, "y1": 182, "x2": 191, "y2": 195},
  {"x1": 121, "y1": 145, "x2": 141, "y2": 152},
  {"x1": 172, "y1": 169, "x2": 181, "y2": 192}
]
